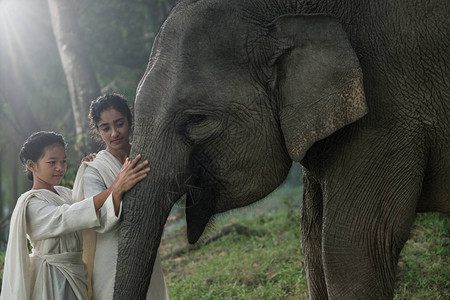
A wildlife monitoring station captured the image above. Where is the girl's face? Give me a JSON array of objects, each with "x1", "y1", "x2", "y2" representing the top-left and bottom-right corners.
[
  {"x1": 97, "y1": 108, "x2": 130, "y2": 152},
  {"x1": 27, "y1": 144, "x2": 67, "y2": 191}
]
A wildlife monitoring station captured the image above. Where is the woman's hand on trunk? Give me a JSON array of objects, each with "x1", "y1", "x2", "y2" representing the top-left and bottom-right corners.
[
  {"x1": 113, "y1": 154, "x2": 150, "y2": 195},
  {"x1": 109, "y1": 154, "x2": 150, "y2": 214}
]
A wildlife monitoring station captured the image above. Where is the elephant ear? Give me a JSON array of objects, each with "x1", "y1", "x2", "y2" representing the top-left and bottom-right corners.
[{"x1": 270, "y1": 15, "x2": 367, "y2": 162}]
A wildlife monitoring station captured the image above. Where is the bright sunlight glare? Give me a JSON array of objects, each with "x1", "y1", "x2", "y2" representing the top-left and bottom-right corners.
[
  {"x1": 1, "y1": 0, "x2": 32, "y2": 80},
  {"x1": 0, "y1": 0, "x2": 52, "y2": 93}
]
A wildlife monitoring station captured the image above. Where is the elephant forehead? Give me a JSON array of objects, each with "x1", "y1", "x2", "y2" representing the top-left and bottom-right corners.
[{"x1": 161, "y1": 0, "x2": 249, "y2": 62}]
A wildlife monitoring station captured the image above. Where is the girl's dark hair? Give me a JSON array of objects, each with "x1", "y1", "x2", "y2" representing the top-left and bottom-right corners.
[
  {"x1": 19, "y1": 131, "x2": 66, "y2": 181},
  {"x1": 89, "y1": 93, "x2": 133, "y2": 143}
]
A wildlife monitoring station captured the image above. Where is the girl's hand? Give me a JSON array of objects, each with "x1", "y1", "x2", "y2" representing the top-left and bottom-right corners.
[{"x1": 81, "y1": 153, "x2": 96, "y2": 163}]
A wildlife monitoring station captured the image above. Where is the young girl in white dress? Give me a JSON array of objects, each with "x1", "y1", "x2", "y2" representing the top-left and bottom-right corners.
[{"x1": 1, "y1": 131, "x2": 149, "y2": 300}]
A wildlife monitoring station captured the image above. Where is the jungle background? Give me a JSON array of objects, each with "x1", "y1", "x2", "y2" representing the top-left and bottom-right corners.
[
  {"x1": 0, "y1": 0, "x2": 176, "y2": 240},
  {"x1": 0, "y1": 0, "x2": 448, "y2": 298}
]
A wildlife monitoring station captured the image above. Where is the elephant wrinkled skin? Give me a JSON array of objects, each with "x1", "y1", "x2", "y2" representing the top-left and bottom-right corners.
[{"x1": 113, "y1": 0, "x2": 450, "y2": 299}]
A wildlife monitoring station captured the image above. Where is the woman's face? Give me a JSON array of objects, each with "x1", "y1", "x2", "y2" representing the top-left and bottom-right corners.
[
  {"x1": 97, "y1": 108, "x2": 131, "y2": 152},
  {"x1": 28, "y1": 144, "x2": 67, "y2": 190}
]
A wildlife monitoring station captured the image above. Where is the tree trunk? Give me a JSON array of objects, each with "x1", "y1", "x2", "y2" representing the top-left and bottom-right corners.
[{"x1": 47, "y1": 0, "x2": 100, "y2": 157}]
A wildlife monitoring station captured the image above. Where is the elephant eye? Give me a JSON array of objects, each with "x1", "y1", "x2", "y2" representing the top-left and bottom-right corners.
[
  {"x1": 179, "y1": 113, "x2": 222, "y2": 145},
  {"x1": 186, "y1": 114, "x2": 207, "y2": 124}
]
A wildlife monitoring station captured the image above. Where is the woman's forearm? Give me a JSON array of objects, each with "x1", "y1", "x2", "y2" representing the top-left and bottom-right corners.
[
  {"x1": 111, "y1": 189, "x2": 123, "y2": 216},
  {"x1": 92, "y1": 188, "x2": 113, "y2": 211}
]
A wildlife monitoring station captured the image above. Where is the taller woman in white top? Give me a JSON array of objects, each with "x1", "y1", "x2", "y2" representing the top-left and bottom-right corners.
[
  {"x1": 73, "y1": 94, "x2": 169, "y2": 300},
  {"x1": 0, "y1": 131, "x2": 149, "y2": 300}
]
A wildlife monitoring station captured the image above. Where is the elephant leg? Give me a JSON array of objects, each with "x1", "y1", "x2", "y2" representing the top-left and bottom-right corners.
[
  {"x1": 301, "y1": 169, "x2": 328, "y2": 300},
  {"x1": 321, "y1": 141, "x2": 425, "y2": 299}
]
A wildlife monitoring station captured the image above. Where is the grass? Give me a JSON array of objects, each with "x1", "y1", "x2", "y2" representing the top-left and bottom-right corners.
[
  {"x1": 161, "y1": 187, "x2": 307, "y2": 299},
  {"x1": 160, "y1": 185, "x2": 450, "y2": 299},
  {"x1": 0, "y1": 252, "x2": 4, "y2": 280},
  {"x1": 394, "y1": 213, "x2": 450, "y2": 299}
]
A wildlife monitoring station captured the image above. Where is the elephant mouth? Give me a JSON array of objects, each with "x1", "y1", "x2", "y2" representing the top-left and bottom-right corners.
[{"x1": 183, "y1": 150, "x2": 221, "y2": 244}]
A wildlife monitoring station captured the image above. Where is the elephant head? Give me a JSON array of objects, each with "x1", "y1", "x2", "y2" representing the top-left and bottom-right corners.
[{"x1": 114, "y1": 0, "x2": 367, "y2": 298}]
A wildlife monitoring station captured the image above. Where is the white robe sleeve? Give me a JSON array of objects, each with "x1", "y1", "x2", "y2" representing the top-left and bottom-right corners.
[
  {"x1": 26, "y1": 196, "x2": 100, "y2": 240},
  {"x1": 83, "y1": 166, "x2": 122, "y2": 233}
]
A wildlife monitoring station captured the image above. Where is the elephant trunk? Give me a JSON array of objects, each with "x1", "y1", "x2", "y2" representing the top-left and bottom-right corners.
[
  {"x1": 113, "y1": 131, "x2": 189, "y2": 299},
  {"x1": 114, "y1": 186, "x2": 172, "y2": 299}
]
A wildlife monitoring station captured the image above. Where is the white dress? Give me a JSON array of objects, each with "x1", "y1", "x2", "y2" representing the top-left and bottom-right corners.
[
  {"x1": 0, "y1": 186, "x2": 101, "y2": 300},
  {"x1": 73, "y1": 150, "x2": 169, "y2": 300}
]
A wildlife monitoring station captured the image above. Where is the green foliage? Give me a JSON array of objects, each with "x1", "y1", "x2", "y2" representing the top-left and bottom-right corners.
[
  {"x1": 79, "y1": 0, "x2": 155, "y2": 68},
  {"x1": 77, "y1": 0, "x2": 175, "y2": 101}
]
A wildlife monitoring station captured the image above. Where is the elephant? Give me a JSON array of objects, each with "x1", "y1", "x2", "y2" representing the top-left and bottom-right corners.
[{"x1": 113, "y1": 0, "x2": 450, "y2": 299}]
